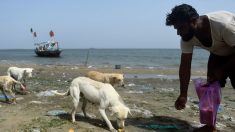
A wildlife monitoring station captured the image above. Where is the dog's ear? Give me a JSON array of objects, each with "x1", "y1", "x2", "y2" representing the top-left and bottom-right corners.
[
  {"x1": 112, "y1": 76, "x2": 116, "y2": 80},
  {"x1": 112, "y1": 77, "x2": 118, "y2": 82},
  {"x1": 109, "y1": 106, "x2": 119, "y2": 116}
]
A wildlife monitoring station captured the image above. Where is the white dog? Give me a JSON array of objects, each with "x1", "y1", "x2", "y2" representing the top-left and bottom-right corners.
[
  {"x1": 53, "y1": 77, "x2": 130, "y2": 131},
  {"x1": 7, "y1": 67, "x2": 33, "y2": 86},
  {"x1": 0, "y1": 76, "x2": 26, "y2": 103},
  {"x1": 86, "y1": 71, "x2": 125, "y2": 87}
]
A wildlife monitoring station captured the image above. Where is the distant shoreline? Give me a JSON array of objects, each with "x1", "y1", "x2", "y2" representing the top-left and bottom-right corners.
[{"x1": 0, "y1": 63, "x2": 206, "y2": 77}]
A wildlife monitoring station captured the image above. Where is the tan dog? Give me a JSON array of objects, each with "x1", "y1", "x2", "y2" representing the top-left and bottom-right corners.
[
  {"x1": 52, "y1": 77, "x2": 130, "y2": 131},
  {"x1": 86, "y1": 71, "x2": 125, "y2": 87},
  {"x1": 0, "y1": 76, "x2": 25, "y2": 103}
]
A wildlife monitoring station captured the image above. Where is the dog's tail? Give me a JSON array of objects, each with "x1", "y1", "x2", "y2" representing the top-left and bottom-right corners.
[{"x1": 51, "y1": 89, "x2": 70, "y2": 96}]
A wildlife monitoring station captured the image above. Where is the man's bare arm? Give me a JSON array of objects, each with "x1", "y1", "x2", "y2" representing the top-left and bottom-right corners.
[{"x1": 179, "y1": 53, "x2": 193, "y2": 97}]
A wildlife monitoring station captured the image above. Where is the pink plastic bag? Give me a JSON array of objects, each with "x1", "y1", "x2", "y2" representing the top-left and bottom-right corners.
[{"x1": 193, "y1": 78, "x2": 221, "y2": 127}]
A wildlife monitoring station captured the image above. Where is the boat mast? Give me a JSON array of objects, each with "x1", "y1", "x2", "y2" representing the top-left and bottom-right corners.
[{"x1": 49, "y1": 30, "x2": 59, "y2": 49}]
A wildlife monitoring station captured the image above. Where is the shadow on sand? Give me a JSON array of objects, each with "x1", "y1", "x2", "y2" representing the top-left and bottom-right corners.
[
  {"x1": 56, "y1": 113, "x2": 195, "y2": 132},
  {"x1": 127, "y1": 116, "x2": 194, "y2": 132}
]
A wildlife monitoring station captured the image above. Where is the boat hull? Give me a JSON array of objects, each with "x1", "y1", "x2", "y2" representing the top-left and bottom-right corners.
[{"x1": 35, "y1": 49, "x2": 62, "y2": 57}]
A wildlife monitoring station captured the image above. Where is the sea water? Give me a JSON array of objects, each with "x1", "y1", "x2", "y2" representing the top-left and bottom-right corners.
[{"x1": 0, "y1": 48, "x2": 209, "y2": 70}]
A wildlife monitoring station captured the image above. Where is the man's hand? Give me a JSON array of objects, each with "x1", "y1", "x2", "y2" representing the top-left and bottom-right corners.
[{"x1": 175, "y1": 95, "x2": 187, "y2": 110}]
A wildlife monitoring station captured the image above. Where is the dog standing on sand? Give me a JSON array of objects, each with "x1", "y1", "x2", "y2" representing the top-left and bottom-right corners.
[
  {"x1": 7, "y1": 66, "x2": 33, "y2": 89},
  {"x1": 86, "y1": 71, "x2": 125, "y2": 87},
  {"x1": 0, "y1": 76, "x2": 25, "y2": 104},
  {"x1": 52, "y1": 77, "x2": 130, "y2": 131},
  {"x1": 7, "y1": 66, "x2": 33, "y2": 84}
]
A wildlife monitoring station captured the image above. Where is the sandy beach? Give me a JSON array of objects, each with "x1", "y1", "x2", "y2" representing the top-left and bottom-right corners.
[{"x1": 0, "y1": 64, "x2": 234, "y2": 132}]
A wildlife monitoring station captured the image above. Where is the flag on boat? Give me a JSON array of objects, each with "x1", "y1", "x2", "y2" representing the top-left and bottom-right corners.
[
  {"x1": 33, "y1": 32, "x2": 37, "y2": 37},
  {"x1": 49, "y1": 30, "x2": 54, "y2": 37}
]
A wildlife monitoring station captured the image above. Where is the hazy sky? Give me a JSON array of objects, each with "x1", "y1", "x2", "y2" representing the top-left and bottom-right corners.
[{"x1": 1, "y1": 0, "x2": 235, "y2": 49}]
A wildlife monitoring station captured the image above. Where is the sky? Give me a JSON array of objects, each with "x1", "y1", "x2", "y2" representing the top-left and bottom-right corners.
[{"x1": 0, "y1": 0, "x2": 235, "y2": 49}]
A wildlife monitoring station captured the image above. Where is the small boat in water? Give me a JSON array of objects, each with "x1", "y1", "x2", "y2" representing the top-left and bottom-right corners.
[
  {"x1": 31, "y1": 28, "x2": 62, "y2": 57},
  {"x1": 34, "y1": 41, "x2": 62, "y2": 57}
]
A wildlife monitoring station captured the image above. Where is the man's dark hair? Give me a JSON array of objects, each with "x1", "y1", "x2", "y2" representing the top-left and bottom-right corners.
[{"x1": 166, "y1": 4, "x2": 199, "y2": 26}]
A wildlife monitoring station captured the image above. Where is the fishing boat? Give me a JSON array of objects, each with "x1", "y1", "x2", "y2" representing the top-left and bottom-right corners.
[
  {"x1": 31, "y1": 29, "x2": 62, "y2": 57},
  {"x1": 34, "y1": 41, "x2": 62, "y2": 57}
]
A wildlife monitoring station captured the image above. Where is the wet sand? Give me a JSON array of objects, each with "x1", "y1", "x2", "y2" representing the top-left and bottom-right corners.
[{"x1": 0, "y1": 64, "x2": 234, "y2": 132}]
